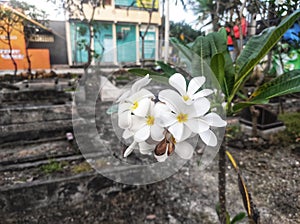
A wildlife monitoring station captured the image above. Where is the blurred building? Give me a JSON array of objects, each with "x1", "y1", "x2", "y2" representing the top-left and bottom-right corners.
[
  {"x1": 66, "y1": 0, "x2": 161, "y2": 66},
  {"x1": 0, "y1": 3, "x2": 52, "y2": 70}
]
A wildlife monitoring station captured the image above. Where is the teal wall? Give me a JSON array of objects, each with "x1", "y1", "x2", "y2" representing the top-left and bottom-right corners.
[
  {"x1": 140, "y1": 31, "x2": 156, "y2": 59},
  {"x1": 70, "y1": 22, "x2": 90, "y2": 64},
  {"x1": 115, "y1": 0, "x2": 136, "y2": 7},
  {"x1": 93, "y1": 23, "x2": 113, "y2": 63},
  {"x1": 116, "y1": 24, "x2": 136, "y2": 63},
  {"x1": 70, "y1": 21, "x2": 113, "y2": 64},
  {"x1": 70, "y1": 22, "x2": 157, "y2": 64}
]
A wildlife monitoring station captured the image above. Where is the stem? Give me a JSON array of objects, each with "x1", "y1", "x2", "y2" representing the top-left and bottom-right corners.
[
  {"x1": 250, "y1": 106, "x2": 260, "y2": 137},
  {"x1": 218, "y1": 142, "x2": 227, "y2": 223}
]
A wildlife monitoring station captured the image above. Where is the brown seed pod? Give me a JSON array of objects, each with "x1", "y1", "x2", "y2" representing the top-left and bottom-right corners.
[
  {"x1": 154, "y1": 139, "x2": 168, "y2": 156},
  {"x1": 167, "y1": 141, "x2": 175, "y2": 155}
]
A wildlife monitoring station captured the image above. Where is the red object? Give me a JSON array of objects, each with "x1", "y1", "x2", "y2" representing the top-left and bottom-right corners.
[
  {"x1": 233, "y1": 17, "x2": 247, "y2": 39},
  {"x1": 226, "y1": 27, "x2": 233, "y2": 45}
]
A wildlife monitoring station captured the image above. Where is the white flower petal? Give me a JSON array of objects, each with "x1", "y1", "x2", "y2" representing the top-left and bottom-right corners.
[
  {"x1": 199, "y1": 129, "x2": 218, "y2": 147},
  {"x1": 139, "y1": 141, "x2": 154, "y2": 155},
  {"x1": 169, "y1": 73, "x2": 187, "y2": 96},
  {"x1": 128, "y1": 88, "x2": 154, "y2": 102},
  {"x1": 130, "y1": 115, "x2": 146, "y2": 131},
  {"x1": 169, "y1": 122, "x2": 184, "y2": 141},
  {"x1": 122, "y1": 129, "x2": 133, "y2": 139},
  {"x1": 150, "y1": 124, "x2": 165, "y2": 141},
  {"x1": 132, "y1": 74, "x2": 151, "y2": 92},
  {"x1": 158, "y1": 89, "x2": 186, "y2": 113},
  {"x1": 185, "y1": 119, "x2": 209, "y2": 133},
  {"x1": 133, "y1": 98, "x2": 151, "y2": 117},
  {"x1": 118, "y1": 111, "x2": 131, "y2": 129},
  {"x1": 124, "y1": 141, "x2": 138, "y2": 157},
  {"x1": 191, "y1": 97, "x2": 211, "y2": 117},
  {"x1": 180, "y1": 125, "x2": 193, "y2": 142},
  {"x1": 117, "y1": 90, "x2": 130, "y2": 103},
  {"x1": 118, "y1": 102, "x2": 131, "y2": 114},
  {"x1": 156, "y1": 112, "x2": 177, "y2": 127},
  {"x1": 204, "y1": 112, "x2": 227, "y2": 127},
  {"x1": 175, "y1": 141, "x2": 194, "y2": 160},
  {"x1": 134, "y1": 125, "x2": 150, "y2": 142},
  {"x1": 187, "y1": 76, "x2": 205, "y2": 96},
  {"x1": 192, "y1": 89, "x2": 214, "y2": 99}
]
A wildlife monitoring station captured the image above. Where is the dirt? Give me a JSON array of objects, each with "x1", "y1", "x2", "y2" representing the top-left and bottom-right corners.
[{"x1": 2, "y1": 136, "x2": 299, "y2": 224}]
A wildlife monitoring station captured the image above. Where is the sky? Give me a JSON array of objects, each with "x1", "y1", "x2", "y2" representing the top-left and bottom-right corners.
[{"x1": 20, "y1": 0, "x2": 198, "y2": 25}]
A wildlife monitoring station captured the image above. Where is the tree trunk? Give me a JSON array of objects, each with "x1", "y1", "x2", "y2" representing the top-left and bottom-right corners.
[
  {"x1": 250, "y1": 106, "x2": 260, "y2": 137},
  {"x1": 7, "y1": 32, "x2": 18, "y2": 79},
  {"x1": 218, "y1": 143, "x2": 227, "y2": 224},
  {"x1": 25, "y1": 45, "x2": 32, "y2": 76}
]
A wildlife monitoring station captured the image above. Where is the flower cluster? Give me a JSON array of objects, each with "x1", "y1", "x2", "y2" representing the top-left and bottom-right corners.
[{"x1": 117, "y1": 73, "x2": 227, "y2": 162}]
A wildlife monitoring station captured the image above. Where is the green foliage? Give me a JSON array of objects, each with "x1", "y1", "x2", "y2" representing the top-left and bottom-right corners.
[
  {"x1": 170, "y1": 9, "x2": 300, "y2": 115},
  {"x1": 233, "y1": 10, "x2": 300, "y2": 101},
  {"x1": 71, "y1": 162, "x2": 92, "y2": 174},
  {"x1": 216, "y1": 204, "x2": 246, "y2": 224},
  {"x1": 170, "y1": 21, "x2": 204, "y2": 43},
  {"x1": 277, "y1": 112, "x2": 300, "y2": 144},
  {"x1": 233, "y1": 69, "x2": 300, "y2": 112},
  {"x1": 41, "y1": 160, "x2": 66, "y2": 174}
]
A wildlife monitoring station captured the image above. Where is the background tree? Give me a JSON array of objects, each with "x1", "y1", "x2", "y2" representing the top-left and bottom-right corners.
[
  {"x1": 8, "y1": 0, "x2": 47, "y2": 75},
  {"x1": 170, "y1": 21, "x2": 204, "y2": 43},
  {"x1": 0, "y1": 4, "x2": 22, "y2": 77}
]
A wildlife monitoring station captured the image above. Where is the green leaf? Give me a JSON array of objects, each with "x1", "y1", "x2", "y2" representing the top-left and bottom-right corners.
[
  {"x1": 250, "y1": 69, "x2": 300, "y2": 101},
  {"x1": 232, "y1": 99, "x2": 269, "y2": 113},
  {"x1": 156, "y1": 61, "x2": 177, "y2": 77},
  {"x1": 171, "y1": 37, "x2": 211, "y2": 77},
  {"x1": 170, "y1": 37, "x2": 193, "y2": 61},
  {"x1": 232, "y1": 9, "x2": 300, "y2": 101},
  {"x1": 211, "y1": 53, "x2": 227, "y2": 95},
  {"x1": 231, "y1": 212, "x2": 246, "y2": 224},
  {"x1": 232, "y1": 69, "x2": 300, "y2": 113},
  {"x1": 128, "y1": 68, "x2": 169, "y2": 84}
]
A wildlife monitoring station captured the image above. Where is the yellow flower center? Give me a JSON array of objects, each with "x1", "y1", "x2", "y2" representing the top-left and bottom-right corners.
[
  {"x1": 176, "y1": 113, "x2": 188, "y2": 123},
  {"x1": 131, "y1": 101, "x2": 138, "y2": 110},
  {"x1": 183, "y1": 95, "x2": 190, "y2": 101},
  {"x1": 146, "y1": 116, "x2": 155, "y2": 126}
]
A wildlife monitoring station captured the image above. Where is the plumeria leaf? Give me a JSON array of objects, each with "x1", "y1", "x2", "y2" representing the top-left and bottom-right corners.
[
  {"x1": 211, "y1": 53, "x2": 226, "y2": 94},
  {"x1": 128, "y1": 68, "x2": 169, "y2": 84},
  {"x1": 232, "y1": 9, "x2": 300, "y2": 101},
  {"x1": 232, "y1": 99, "x2": 269, "y2": 113},
  {"x1": 232, "y1": 69, "x2": 300, "y2": 113},
  {"x1": 250, "y1": 69, "x2": 300, "y2": 101},
  {"x1": 156, "y1": 61, "x2": 177, "y2": 77}
]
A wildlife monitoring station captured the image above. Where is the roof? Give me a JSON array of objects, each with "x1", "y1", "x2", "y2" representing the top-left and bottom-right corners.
[{"x1": 0, "y1": 3, "x2": 53, "y2": 33}]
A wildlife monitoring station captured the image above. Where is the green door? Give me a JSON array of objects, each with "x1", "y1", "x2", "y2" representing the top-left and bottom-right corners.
[
  {"x1": 140, "y1": 31, "x2": 156, "y2": 59},
  {"x1": 116, "y1": 24, "x2": 136, "y2": 63},
  {"x1": 70, "y1": 22, "x2": 90, "y2": 65}
]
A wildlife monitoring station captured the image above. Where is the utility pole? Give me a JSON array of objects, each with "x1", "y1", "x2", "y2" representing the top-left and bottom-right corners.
[{"x1": 164, "y1": 0, "x2": 169, "y2": 63}]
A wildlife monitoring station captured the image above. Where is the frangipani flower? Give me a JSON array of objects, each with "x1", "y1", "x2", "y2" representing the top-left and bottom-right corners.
[
  {"x1": 169, "y1": 73, "x2": 213, "y2": 105},
  {"x1": 131, "y1": 101, "x2": 165, "y2": 142},
  {"x1": 118, "y1": 89, "x2": 154, "y2": 129},
  {"x1": 116, "y1": 73, "x2": 227, "y2": 162},
  {"x1": 157, "y1": 89, "x2": 211, "y2": 142}
]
